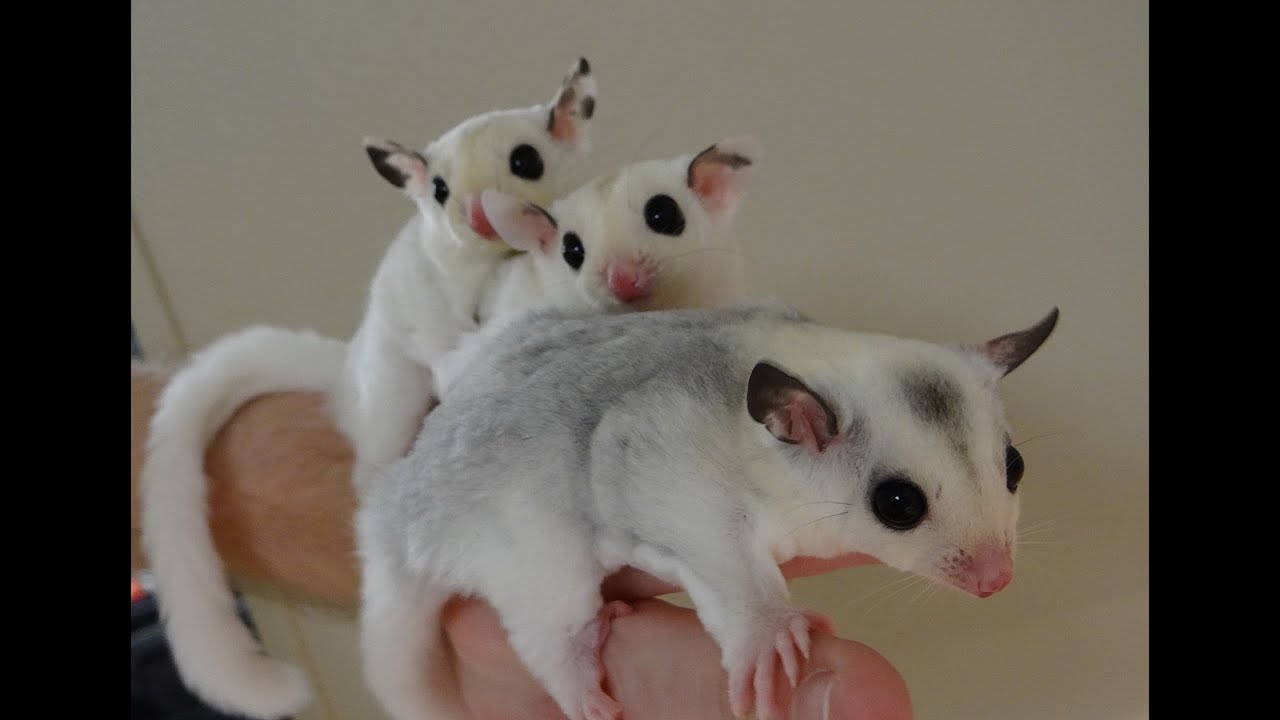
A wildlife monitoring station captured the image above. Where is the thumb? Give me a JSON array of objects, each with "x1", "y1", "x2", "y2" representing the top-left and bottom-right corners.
[{"x1": 604, "y1": 599, "x2": 912, "y2": 720}]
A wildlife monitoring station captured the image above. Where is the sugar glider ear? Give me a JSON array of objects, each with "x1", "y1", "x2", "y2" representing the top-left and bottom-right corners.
[
  {"x1": 747, "y1": 361, "x2": 838, "y2": 453},
  {"x1": 547, "y1": 57, "x2": 597, "y2": 149},
  {"x1": 687, "y1": 135, "x2": 761, "y2": 217},
  {"x1": 971, "y1": 308, "x2": 1060, "y2": 378},
  {"x1": 364, "y1": 137, "x2": 431, "y2": 199},
  {"x1": 480, "y1": 189, "x2": 559, "y2": 254}
]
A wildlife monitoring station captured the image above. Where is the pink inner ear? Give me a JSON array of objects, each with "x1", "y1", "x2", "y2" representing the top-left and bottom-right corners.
[
  {"x1": 550, "y1": 87, "x2": 583, "y2": 144},
  {"x1": 766, "y1": 391, "x2": 835, "y2": 453},
  {"x1": 394, "y1": 155, "x2": 431, "y2": 198},
  {"x1": 551, "y1": 113, "x2": 579, "y2": 143},
  {"x1": 527, "y1": 210, "x2": 558, "y2": 253},
  {"x1": 690, "y1": 164, "x2": 740, "y2": 214}
]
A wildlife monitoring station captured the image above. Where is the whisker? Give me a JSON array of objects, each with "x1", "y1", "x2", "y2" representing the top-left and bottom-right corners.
[
  {"x1": 784, "y1": 500, "x2": 855, "y2": 515},
  {"x1": 1013, "y1": 430, "x2": 1072, "y2": 448},
  {"x1": 908, "y1": 581, "x2": 937, "y2": 607},
  {"x1": 787, "y1": 510, "x2": 848, "y2": 536},
  {"x1": 1018, "y1": 518, "x2": 1057, "y2": 531},
  {"x1": 863, "y1": 575, "x2": 929, "y2": 614},
  {"x1": 661, "y1": 247, "x2": 744, "y2": 263},
  {"x1": 853, "y1": 573, "x2": 920, "y2": 603}
]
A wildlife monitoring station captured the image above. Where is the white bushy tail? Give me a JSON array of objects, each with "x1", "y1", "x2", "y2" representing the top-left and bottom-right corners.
[{"x1": 140, "y1": 326, "x2": 347, "y2": 718}]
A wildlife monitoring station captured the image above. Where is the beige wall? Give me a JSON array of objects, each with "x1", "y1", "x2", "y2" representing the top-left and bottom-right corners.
[{"x1": 132, "y1": 2, "x2": 1149, "y2": 718}]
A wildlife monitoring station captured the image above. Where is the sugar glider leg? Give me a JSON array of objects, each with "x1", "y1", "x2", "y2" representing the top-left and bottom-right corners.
[
  {"x1": 341, "y1": 326, "x2": 436, "y2": 491},
  {"x1": 633, "y1": 542, "x2": 833, "y2": 720},
  {"x1": 477, "y1": 539, "x2": 621, "y2": 720},
  {"x1": 358, "y1": 551, "x2": 462, "y2": 720}
]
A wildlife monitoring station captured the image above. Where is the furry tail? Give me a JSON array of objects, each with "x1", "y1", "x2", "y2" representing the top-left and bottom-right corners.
[{"x1": 140, "y1": 325, "x2": 347, "y2": 719}]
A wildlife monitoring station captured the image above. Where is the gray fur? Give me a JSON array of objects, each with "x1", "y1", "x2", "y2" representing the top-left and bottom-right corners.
[
  {"x1": 371, "y1": 302, "x2": 802, "y2": 561},
  {"x1": 898, "y1": 365, "x2": 973, "y2": 473},
  {"x1": 357, "y1": 300, "x2": 1056, "y2": 719}
]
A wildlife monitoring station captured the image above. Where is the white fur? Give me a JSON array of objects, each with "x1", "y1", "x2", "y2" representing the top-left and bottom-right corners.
[
  {"x1": 355, "y1": 305, "x2": 1058, "y2": 720},
  {"x1": 139, "y1": 58, "x2": 597, "y2": 719},
  {"x1": 433, "y1": 136, "x2": 761, "y2": 397},
  {"x1": 140, "y1": 327, "x2": 345, "y2": 718}
]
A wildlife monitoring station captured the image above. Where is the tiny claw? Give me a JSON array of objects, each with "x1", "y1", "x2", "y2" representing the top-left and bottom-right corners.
[
  {"x1": 754, "y1": 649, "x2": 779, "y2": 720},
  {"x1": 777, "y1": 634, "x2": 800, "y2": 688},
  {"x1": 581, "y1": 689, "x2": 623, "y2": 720},
  {"x1": 789, "y1": 616, "x2": 812, "y2": 661}
]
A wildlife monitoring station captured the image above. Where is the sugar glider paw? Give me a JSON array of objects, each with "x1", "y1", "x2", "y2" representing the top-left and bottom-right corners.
[
  {"x1": 727, "y1": 608, "x2": 836, "y2": 720},
  {"x1": 574, "y1": 600, "x2": 634, "y2": 720}
]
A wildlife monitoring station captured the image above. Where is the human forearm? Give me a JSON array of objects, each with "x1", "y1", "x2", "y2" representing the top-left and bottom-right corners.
[{"x1": 130, "y1": 362, "x2": 361, "y2": 607}]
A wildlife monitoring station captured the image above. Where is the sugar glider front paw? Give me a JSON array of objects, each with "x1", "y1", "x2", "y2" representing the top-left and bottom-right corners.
[{"x1": 726, "y1": 608, "x2": 836, "y2": 720}]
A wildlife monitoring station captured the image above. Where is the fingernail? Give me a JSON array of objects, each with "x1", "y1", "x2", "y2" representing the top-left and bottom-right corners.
[{"x1": 791, "y1": 669, "x2": 835, "y2": 720}]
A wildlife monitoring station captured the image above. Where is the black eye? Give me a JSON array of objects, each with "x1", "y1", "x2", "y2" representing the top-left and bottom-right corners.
[
  {"x1": 562, "y1": 232, "x2": 584, "y2": 270},
  {"x1": 1005, "y1": 445, "x2": 1025, "y2": 493},
  {"x1": 871, "y1": 478, "x2": 928, "y2": 531},
  {"x1": 432, "y1": 176, "x2": 449, "y2": 206},
  {"x1": 509, "y1": 144, "x2": 545, "y2": 181},
  {"x1": 643, "y1": 194, "x2": 685, "y2": 236}
]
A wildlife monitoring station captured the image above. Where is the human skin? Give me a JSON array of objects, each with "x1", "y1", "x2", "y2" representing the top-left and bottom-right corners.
[{"x1": 130, "y1": 364, "x2": 912, "y2": 719}]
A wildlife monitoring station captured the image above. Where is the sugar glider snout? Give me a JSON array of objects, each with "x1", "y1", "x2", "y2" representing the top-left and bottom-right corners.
[
  {"x1": 952, "y1": 543, "x2": 1014, "y2": 598},
  {"x1": 605, "y1": 258, "x2": 655, "y2": 303}
]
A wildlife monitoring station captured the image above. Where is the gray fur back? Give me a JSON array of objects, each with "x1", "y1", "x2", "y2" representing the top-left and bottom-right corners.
[{"x1": 363, "y1": 300, "x2": 810, "y2": 565}]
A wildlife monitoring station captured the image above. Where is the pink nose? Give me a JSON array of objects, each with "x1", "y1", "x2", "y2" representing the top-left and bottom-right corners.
[
  {"x1": 970, "y1": 545, "x2": 1014, "y2": 598},
  {"x1": 606, "y1": 261, "x2": 653, "y2": 304}
]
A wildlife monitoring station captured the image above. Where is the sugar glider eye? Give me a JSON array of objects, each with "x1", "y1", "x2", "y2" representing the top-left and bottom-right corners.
[
  {"x1": 871, "y1": 478, "x2": 927, "y2": 531},
  {"x1": 643, "y1": 194, "x2": 685, "y2": 236},
  {"x1": 509, "y1": 144, "x2": 545, "y2": 181},
  {"x1": 1005, "y1": 445, "x2": 1025, "y2": 493},
  {"x1": 432, "y1": 176, "x2": 449, "y2": 206},
  {"x1": 562, "y1": 232, "x2": 584, "y2": 270}
]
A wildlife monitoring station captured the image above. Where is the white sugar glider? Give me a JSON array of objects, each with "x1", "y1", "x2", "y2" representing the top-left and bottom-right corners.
[
  {"x1": 356, "y1": 302, "x2": 1059, "y2": 720},
  {"x1": 430, "y1": 135, "x2": 761, "y2": 396},
  {"x1": 139, "y1": 58, "x2": 597, "y2": 720}
]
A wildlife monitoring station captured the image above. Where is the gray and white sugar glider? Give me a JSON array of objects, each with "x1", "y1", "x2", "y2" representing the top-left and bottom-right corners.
[
  {"x1": 140, "y1": 57, "x2": 597, "y2": 720},
  {"x1": 355, "y1": 301, "x2": 1060, "y2": 720}
]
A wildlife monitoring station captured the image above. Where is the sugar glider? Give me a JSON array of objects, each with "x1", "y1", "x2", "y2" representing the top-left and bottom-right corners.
[
  {"x1": 139, "y1": 57, "x2": 597, "y2": 720},
  {"x1": 356, "y1": 302, "x2": 1059, "y2": 720},
  {"x1": 430, "y1": 135, "x2": 762, "y2": 396}
]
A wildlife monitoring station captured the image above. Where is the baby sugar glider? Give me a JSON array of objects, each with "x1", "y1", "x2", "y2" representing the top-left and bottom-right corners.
[
  {"x1": 356, "y1": 302, "x2": 1059, "y2": 720},
  {"x1": 430, "y1": 136, "x2": 761, "y2": 396},
  {"x1": 140, "y1": 58, "x2": 597, "y2": 720},
  {"x1": 478, "y1": 135, "x2": 759, "y2": 321}
]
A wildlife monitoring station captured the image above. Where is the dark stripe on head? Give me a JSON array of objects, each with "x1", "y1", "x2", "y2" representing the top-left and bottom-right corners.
[
  {"x1": 900, "y1": 367, "x2": 962, "y2": 426},
  {"x1": 899, "y1": 366, "x2": 975, "y2": 476}
]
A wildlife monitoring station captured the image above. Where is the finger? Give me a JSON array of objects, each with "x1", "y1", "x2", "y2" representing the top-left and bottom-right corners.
[
  {"x1": 445, "y1": 596, "x2": 911, "y2": 720},
  {"x1": 603, "y1": 599, "x2": 911, "y2": 720}
]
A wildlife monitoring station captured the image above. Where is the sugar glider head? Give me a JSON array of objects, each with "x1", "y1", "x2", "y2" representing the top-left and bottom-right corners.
[
  {"x1": 747, "y1": 309, "x2": 1059, "y2": 598},
  {"x1": 363, "y1": 56, "x2": 596, "y2": 250},
  {"x1": 479, "y1": 135, "x2": 759, "y2": 312}
]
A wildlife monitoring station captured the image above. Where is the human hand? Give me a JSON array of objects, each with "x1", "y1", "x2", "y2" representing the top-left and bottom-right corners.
[{"x1": 445, "y1": 561, "x2": 912, "y2": 720}]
